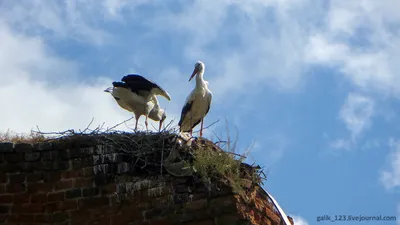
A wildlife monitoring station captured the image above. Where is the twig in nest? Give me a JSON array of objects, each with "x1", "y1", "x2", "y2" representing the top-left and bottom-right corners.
[
  {"x1": 80, "y1": 117, "x2": 95, "y2": 133},
  {"x1": 192, "y1": 119, "x2": 220, "y2": 134},
  {"x1": 106, "y1": 116, "x2": 134, "y2": 132}
]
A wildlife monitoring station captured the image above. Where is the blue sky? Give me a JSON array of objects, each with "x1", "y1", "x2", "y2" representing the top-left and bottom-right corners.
[{"x1": 1, "y1": 1, "x2": 400, "y2": 224}]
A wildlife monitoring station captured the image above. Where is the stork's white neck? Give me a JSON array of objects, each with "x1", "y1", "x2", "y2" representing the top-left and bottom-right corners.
[{"x1": 195, "y1": 69, "x2": 206, "y2": 88}]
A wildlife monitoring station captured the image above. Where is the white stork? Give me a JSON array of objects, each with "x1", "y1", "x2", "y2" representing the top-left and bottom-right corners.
[
  {"x1": 104, "y1": 74, "x2": 171, "y2": 131},
  {"x1": 178, "y1": 61, "x2": 212, "y2": 137}
]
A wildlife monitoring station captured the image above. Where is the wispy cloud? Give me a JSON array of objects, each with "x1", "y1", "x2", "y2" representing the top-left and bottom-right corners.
[
  {"x1": 330, "y1": 93, "x2": 374, "y2": 150},
  {"x1": 380, "y1": 139, "x2": 400, "y2": 190}
]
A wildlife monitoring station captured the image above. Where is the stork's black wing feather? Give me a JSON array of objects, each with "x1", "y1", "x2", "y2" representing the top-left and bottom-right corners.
[
  {"x1": 112, "y1": 81, "x2": 129, "y2": 89},
  {"x1": 178, "y1": 100, "x2": 203, "y2": 132},
  {"x1": 121, "y1": 74, "x2": 167, "y2": 96}
]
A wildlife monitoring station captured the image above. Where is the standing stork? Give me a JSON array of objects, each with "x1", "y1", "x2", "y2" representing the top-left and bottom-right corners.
[
  {"x1": 178, "y1": 61, "x2": 212, "y2": 137},
  {"x1": 104, "y1": 74, "x2": 171, "y2": 131}
]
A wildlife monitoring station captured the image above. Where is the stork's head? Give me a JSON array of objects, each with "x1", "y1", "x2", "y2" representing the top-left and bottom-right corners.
[
  {"x1": 149, "y1": 107, "x2": 167, "y2": 131},
  {"x1": 189, "y1": 60, "x2": 205, "y2": 82}
]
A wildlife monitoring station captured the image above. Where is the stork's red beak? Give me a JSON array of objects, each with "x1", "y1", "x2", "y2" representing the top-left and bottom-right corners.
[{"x1": 189, "y1": 67, "x2": 198, "y2": 82}]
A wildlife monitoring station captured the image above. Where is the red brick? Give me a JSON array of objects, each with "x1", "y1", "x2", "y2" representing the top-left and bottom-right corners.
[
  {"x1": 27, "y1": 173, "x2": 42, "y2": 182},
  {"x1": 13, "y1": 193, "x2": 30, "y2": 203},
  {"x1": 9, "y1": 174, "x2": 26, "y2": 183},
  {"x1": 62, "y1": 170, "x2": 79, "y2": 179},
  {"x1": 0, "y1": 214, "x2": 8, "y2": 222},
  {"x1": 111, "y1": 214, "x2": 130, "y2": 225},
  {"x1": 59, "y1": 199, "x2": 77, "y2": 211},
  {"x1": 6, "y1": 183, "x2": 26, "y2": 193},
  {"x1": 0, "y1": 205, "x2": 9, "y2": 214},
  {"x1": 71, "y1": 211, "x2": 91, "y2": 224},
  {"x1": 27, "y1": 182, "x2": 54, "y2": 193},
  {"x1": 46, "y1": 202, "x2": 59, "y2": 213},
  {"x1": 47, "y1": 192, "x2": 65, "y2": 202},
  {"x1": 31, "y1": 193, "x2": 47, "y2": 203},
  {"x1": 43, "y1": 172, "x2": 62, "y2": 182},
  {"x1": 100, "y1": 184, "x2": 116, "y2": 195},
  {"x1": 74, "y1": 178, "x2": 93, "y2": 188},
  {"x1": 148, "y1": 219, "x2": 173, "y2": 225},
  {"x1": 0, "y1": 174, "x2": 6, "y2": 183},
  {"x1": 35, "y1": 214, "x2": 53, "y2": 223},
  {"x1": 12, "y1": 204, "x2": 44, "y2": 213},
  {"x1": 0, "y1": 194, "x2": 13, "y2": 203},
  {"x1": 78, "y1": 167, "x2": 94, "y2": 177},
  {"x1": 187, "y1": 219, "x2": 215, "y2": 225},
  {"x1": 18, "y1": 214, "x2": 35, "y2": 222},
  {"x1": 78, "y1": 197, "x2": 109, "y2": 208},
  {"x1": 54, "y1": 180, "x2": 73, "y2": 190}
]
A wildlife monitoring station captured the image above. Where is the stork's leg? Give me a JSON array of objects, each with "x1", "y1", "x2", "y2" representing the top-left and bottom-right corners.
[
  {"x1": 145, "y1": 115, "x2": 149, "y2": 131},
  {"x1": 200, "y1": 119, "x2": 204, "y2": 137},
  {"x1": 190, "y1": 129, "x2": 193, "y2": 137},
  {"x1": 134, "y1": 118, "x2": 139, "y2": 132}
]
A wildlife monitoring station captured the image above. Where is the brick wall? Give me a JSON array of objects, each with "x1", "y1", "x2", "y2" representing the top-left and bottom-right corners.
[{"x1": 0, "y1": 136, "x2": 294, "y2": 225}]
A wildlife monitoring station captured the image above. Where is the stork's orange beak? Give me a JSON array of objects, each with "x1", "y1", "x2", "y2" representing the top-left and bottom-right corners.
[{"x1": 189, "y1": 67, "x2": 198, "y2": 82}]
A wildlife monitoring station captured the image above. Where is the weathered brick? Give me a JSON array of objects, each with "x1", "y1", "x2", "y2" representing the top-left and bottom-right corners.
[
  {"x1": 27, "y1": 182, "x2": 54, "y2": 193},
  {"x1": 5, "y1": 152, "x2": 24, "y2": 163},
  {"x1": 13, "y1": 193, "x2": 30, "y2": 203},
  {"x1": 0, "y1": 194, "x2": 13, "y2": 203},
  {"x1": 9, "y1": 174, "x2": 26, "y2": 183},
  {"x1": 53, "y1": 212, "x2": 68, "y2": 222},
  {"x1": 82, "y1": 187, "x2": 99, "y2": 197},
  {"x1": 12, "y1": 204, "x2": 44, "y2": 213},
  {"x1": 14, "y1": 143, "x2": 33, "y2": 152},
  {"x1": 111, "y1": 213, "x2": 130, "y2": 225},
  {"x1": 0, "y1": 214, "x2": 7, "y2": 222},
  {"x1": 43, "y1": 171, "x2": 62, "y2": 182},
  {"x1": 31, "y1": 193, "x2": 47, "y2": 203},
  {"x1": 0, "y1": 174, "x2": 6, "y2": 183},
  {"x1": 183, "y1": 219, "x2": 215, "y2": 225},
  {"x1": 27, "y1": 173, "x2": 42, "y2": 182},
  {"x1": 55, "y1": 180, "x2": 74, "y2": 191},
  {"x1": 6, "y1": 183, "x2": 26, "y2": 193},
  {"x1": 78, "y1": 167, "x2": 95, "y2": 177},
  {"x1": 183, "y1": 199, "x2": 207, "y2": 211},
  {"x1": 59, "y1": 199, "x2": 77, "y2": 211},
  {"x1": 74, "y1": 178, "x2": 93, "y2": 188},
  {"x1": 62, "y1": 170, "x2": 79, "y2": 179},
  {"x1": 33, "y1": 142, "x2": 53, "y2": 151},
  {"x1": 100, "y1": 183, "x2": 116, "y2": 195},
  {"x1": 148, "y1": 219, "x2": 173, "y2": 225},
  {"x1": 0, "y1": 142, "x2": 14, "y2": 153},
  {"x1": 42, "y1": 151, "x2": 58, "y2": 161},
  {"x1": 66, "y1": 188, "x2": 82, "y2": 199},
  {"x1": 48, "y1": 192, "x2": 65, "y2": 202},
  {"x1": 25, "y1": 152, "x2": 40, "y2": 162},
  {"x1": 78, "y1": 196, "x2": 109, "y2": 208},
  {"x1": 0, "y1": 205, "x2": 9, "y2": 214},
  {"x1": 17, "y1": 214, "x2": 35, "y2": 222},
  {"x1": 35, "y1": 214, "x2": 53, "y2": 223}
]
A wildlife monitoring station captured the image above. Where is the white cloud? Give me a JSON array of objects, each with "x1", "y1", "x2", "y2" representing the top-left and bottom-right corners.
[
  {"x1": 339, "y1": 93, "x2": 374, "y2": 140},
  {"x1": 380, "y1": 139, "x2": 400, "y2": 190},
  {"x1": 0, "y1": 22, "x2": 176, "y2": 134},
  {"x1": 292, "y1": 215, "x2": 309, "y2": 225},
  {"x1": 331, "y1": 93, "x2": 374, "y2": 150}
]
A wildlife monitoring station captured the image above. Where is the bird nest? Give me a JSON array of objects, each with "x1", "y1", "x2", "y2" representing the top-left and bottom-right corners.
[{"x1": 4, "y1": 118, "x2": 265, "y2": 196}]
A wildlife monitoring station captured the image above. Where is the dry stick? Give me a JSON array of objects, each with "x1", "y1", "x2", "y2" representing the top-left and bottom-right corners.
[
  {"x1": 105, "y1": 116, "x2": 134, "y2": 132},
  {"x1": 80, "y1": 117, "x2": 95, "y2": 133},
  {"x1": 192, "y1": 119, "x2": 220, "y2": 134}
]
